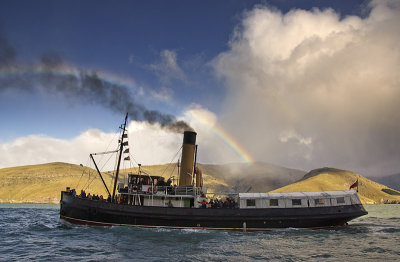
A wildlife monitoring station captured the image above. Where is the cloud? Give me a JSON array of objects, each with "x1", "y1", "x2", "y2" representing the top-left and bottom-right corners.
[
  {"x1": 0, "y1": 106, "x2": 245, "y2": 169},
  {"x1": 0, "y1": 130, "x2": 117, "y2": 169},
  {"x1": 213, "y1": 0, "x2": 400, "y2": 176},
  {"x1": 0, "y1": 123, "x2": 180, "y2": 170},
  {"x1": 149, "y1": 49, "x2": 186, "y2": 83},
  {"x1": 150, "y1": 86, "x2": 174, "y2": 102},
  {"x1": 183, "y1": 105, "x2": 247, "y2": 164}
]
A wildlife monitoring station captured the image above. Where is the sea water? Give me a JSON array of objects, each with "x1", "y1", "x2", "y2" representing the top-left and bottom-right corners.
[{"x1": 0, "y1": 204, "x2": 398, "y2": 262}]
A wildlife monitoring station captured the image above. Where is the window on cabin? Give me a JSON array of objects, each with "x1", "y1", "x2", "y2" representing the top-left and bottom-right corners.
[
  {"x1": 336, "y1": 197, "x2": 345, "y2": 204},
  {"x1": 270, "y1": 199, "x2": 279, "y2": 206},
  {"x1": 315, "y1": 199, "x2": 325, "y2": 205},
  {"x1": 246, "y1": 199, "x2": 256, "y2": 207},
  {"x1": 292, "y1": 199, "x2": 302, "y2": 206}
]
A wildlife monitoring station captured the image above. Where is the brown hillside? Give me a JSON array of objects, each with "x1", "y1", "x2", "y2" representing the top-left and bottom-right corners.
[
  {"x1": 0, "y1": 161, "x2": 304, "y2": 203},
  {"x1": 271, "y1": 167, "x2": 400, "y2": 204},
  {"x1": 1, "y1": 163, "x2": 398, "y2": 205},
  {"x1": 0, "y1": 162, "x2": 228, "y2": 203},
  {"x1": 0, "y1": 162, "x2": 113, "y2": 203}
]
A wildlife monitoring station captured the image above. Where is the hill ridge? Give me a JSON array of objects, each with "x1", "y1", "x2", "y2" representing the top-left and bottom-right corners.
[
  {"x1": 1, "y1": 162, "x2": 399, "y2": 204},
  {"x1": 272, "y1": 168, "x2": 400, "y2": 204}
]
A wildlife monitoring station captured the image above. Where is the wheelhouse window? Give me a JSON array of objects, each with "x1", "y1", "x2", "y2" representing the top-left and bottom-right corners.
[
  {"x1": 292, "y1": 199, "x2": 302, "y2": 206},
  {"x1": 246, "y1": 199, "x2": 256, "y2": 207},
  {"x1": 270, "y1": 199, "x2": 279, "y2": 206},
  {"x1": 336, "y1": 197, "x2": 345, "y2": 204},
  {"x1": 315, "y1": 199, "x2": 325, "y2": 205}
]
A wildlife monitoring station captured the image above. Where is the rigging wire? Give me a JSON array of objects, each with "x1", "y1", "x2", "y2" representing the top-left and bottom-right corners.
[
  {"x1": 75, "y1": 127, "x2": 121, "y2": 193},
  {"x1": 161, "y1": 145, "x2": 182, "y2": 178},
  {"x1": 76, "y1": 156, "x2": 90, "y2": 190},
  {"x1": 99, "y1": 150, "x2": 117, "y2": 171},
  {"x1": 97, "y1": 130, "x2": 120, "y2": 169},
  {"x1": 110, "y1": 125, "x2": 125, "y2": 189},
  {"x1": 85, "y1": 172, "x2": 99, "y2": 192},
  {"x1": 169, "y1": 162, "x2": 178, "y2": 180},
  {"x1": 82, "y1": 168, "x2": 94, "y2": 191},
  {"x1": 103, "y1": 150, "x2": 118, "y2": 187}
]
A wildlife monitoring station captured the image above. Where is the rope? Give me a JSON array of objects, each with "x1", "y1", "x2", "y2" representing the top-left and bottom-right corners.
[
  {"x1": 85, "y1": 172, "x2": 98, "y2": 191},
  {"x1": 161, "y1": 145, "x2": 182, "y2": 177},
  {"x1": 76, "y1": 156, "x2": 90, "y2": 189},
  {"x1": 169, "y1": 162, "x2": 177, "y2": 180},
  {"x1": 97, "y1": 130, "x2": 119, "y2": 168},
  {"x1": 82, "y1": 169, "x2": 93, "y2": 191}
]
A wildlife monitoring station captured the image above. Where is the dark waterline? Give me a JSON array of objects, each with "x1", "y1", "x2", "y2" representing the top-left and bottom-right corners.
[{"x1": 0, "y1": 204, "x2": 399, "y2": 261}]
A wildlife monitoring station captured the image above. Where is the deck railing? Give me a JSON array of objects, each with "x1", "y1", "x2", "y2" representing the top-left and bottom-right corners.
[{"x1": 122, "y1": 185, "x2": 202, "y2": 196}]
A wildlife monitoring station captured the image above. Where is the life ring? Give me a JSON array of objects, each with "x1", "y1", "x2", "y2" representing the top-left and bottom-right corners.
[{"x1": 147, "y1": 187, "x2": 157, "y2": 194}]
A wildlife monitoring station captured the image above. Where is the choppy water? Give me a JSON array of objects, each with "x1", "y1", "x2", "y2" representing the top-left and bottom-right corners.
[{"x1": 0, "y1": 204, "x2": 399, "y2": 261}]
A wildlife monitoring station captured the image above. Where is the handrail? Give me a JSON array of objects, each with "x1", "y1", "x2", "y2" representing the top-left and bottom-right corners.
[{"x1": 123, "y1": 185, "x2": 203, "y2": 197}]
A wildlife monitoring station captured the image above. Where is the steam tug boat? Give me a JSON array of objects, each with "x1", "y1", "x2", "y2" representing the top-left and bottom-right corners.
[{"x1": 60, "y1": 114, "x2": 368, "y2": 231}]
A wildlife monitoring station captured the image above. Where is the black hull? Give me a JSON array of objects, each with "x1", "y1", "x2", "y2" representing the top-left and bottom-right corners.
[{"x1": 60, "y1": 192, "x2": 367, "y2": 231}]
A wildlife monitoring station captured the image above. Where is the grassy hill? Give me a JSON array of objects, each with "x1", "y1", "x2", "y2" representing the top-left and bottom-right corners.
[
  {"x1": 0, "y1": 161, "x2": 306, "y2": 203},
  {"x1": 1, "y1": 163, "x2": 399, "y2": 205},
  {"x1": 0, "y1": 162, "x2": 229, "y2": 203},
  {"x1": 0, "y1": 162, "x2": 114, "y2": 203},
  {"x1": 271, "y1": 167, "x2": 400, "y2": 204}
]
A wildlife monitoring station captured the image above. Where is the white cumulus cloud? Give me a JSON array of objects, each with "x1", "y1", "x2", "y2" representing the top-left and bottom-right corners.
[
  {"x1": 0, "y1": 107, "x2": 246, "y2": 170},
  {"x1": 213, "y1": 0, "x2": 400, "y2": 176}
]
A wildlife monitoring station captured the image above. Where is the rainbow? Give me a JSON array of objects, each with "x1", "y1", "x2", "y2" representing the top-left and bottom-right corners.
[
  {"x1": 1, "y1": 65, "x2": 255, "y2": 164},
  {"x1": 189, "y1": 110, "x2": 255, "y2": 164}
]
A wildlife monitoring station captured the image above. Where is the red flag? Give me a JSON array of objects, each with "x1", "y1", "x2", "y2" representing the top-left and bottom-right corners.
[{"x1": 349, "y1": 179, "x2": 358, "y2": 190}]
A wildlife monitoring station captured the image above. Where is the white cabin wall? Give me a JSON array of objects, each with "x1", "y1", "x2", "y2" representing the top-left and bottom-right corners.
[
  {"x1": 313, "y1": 198, "x2": 331, "y2": 207},
  {"x1": 255, "y1": 199, "x2": 264, "y2": 208},
  {"x1": 344, "y1": 197, "x2": 352, "y2": 205},
  {"x1": 284, "y1": 199, "x2": 292, "y2": 208},
  {"x1": 142, "y1": 197, "x2": 185, "y2": 207},
  {"x1": 238, "y1": 192, "x2": 357, "y2": 209},
  {"x1": 350, "y1": 194, "x2": 361, "y2": 204}
]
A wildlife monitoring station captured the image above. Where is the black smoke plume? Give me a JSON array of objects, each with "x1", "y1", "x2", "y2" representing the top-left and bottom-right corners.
[
  {"x1": 0, "y1": 32, "x2": 16, "y2": 68},
  {"x1": 0, "y1": 36, "x2": 193, "y2": 133}
]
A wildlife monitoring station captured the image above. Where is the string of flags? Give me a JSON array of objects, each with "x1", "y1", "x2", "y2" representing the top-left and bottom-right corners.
[{"x1": 122, "y1": 132, "x2": 130, "y2": 161}]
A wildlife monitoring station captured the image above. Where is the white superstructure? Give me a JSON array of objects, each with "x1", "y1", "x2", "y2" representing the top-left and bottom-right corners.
[{"x1": 239, "y1": 190, "x2": 362, "y2": 208}]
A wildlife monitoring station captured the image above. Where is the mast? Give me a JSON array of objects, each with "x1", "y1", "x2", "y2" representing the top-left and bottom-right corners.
[{"x1": 112, "y1": 113, "x2": 128, "y2": 201}]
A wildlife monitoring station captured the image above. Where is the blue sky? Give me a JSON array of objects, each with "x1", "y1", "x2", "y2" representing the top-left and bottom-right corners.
[
  {"x1": 0, "y1": 0, "x2": 366, "y2": 139},
  {"x1": 1, "y1": 0, "x2": 399, "y2": 177}
]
